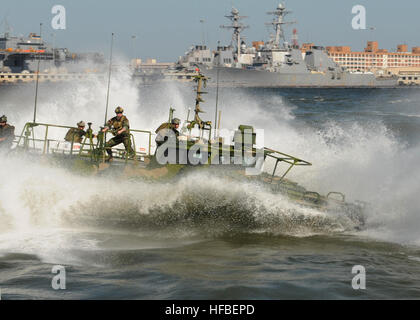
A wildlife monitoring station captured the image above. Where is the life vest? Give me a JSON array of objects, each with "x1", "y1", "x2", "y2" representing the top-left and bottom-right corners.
[
  {"x1": 155, "y1": 122, "x2": 179, "y2": 145},
  {"x1": 0, "y1": 124, "x2": 15, "y2": 140},
  {"x1": 108, "y1": 115, "x2": 130, "y2": 135},
  {"x1": 64, "y1": 128, "x2": 85, "y2": 143}
]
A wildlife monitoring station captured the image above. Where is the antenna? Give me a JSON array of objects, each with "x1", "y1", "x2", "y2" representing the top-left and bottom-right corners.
[
  {"x1": 33, "y1": 23, "x2": 42, "y2": 123},
  {"x1": 214, "y1": 41, "x2": 221, "y2": 139},
  {"x1": 220, "y1": 7, "x2": 249, "y2": 62},
  {"x1": 130, "y1": 35, "x2": 136, "y2": 60},
  {"x1": 0, "y1": 13, "x2": 12, "y2": 36},
  {"x1": 292, "y1": 28, "x2": 299, "y2": 48},
  {"x1": 200, "y1": 19, "x2": 205, "y2": 45},
  {"x1": 265, "y1": 3, "x2": 295, "y2": 49},
  {"x1": 193, "y1": 72, "x2": 206, "y2": 130},
  {"x1": 104, "y1": 33, "x2": 114, "y2": 126},
  {"x1": 187, "y1": 71, "x2": 212, "y2": 138}
]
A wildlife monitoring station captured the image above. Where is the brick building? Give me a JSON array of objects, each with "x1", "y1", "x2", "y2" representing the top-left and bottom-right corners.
[{"x1": 326, "y1": 41, "x2": 420, "y2": 72}]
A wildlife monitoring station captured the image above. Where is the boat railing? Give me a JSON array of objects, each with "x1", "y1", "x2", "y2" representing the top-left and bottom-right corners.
[
  {"x1": 327, "y1": 191, "x2": 346, "y2": 203},
  {"x1": 15, "y1": 122, "x2": 153, "y2": 162},
  {"x1": 263, "y1": 147, "x2": 312, "y2": 182}
]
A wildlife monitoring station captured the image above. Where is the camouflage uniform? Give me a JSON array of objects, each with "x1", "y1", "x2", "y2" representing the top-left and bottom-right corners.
[
  {"x1": 0, "y1": 123, "x2": 15, "y2": 150},
  {"x1": 64, "y1": 128, "x2": 89, "y2": 144},
  {"x1": 105, "y1": 115, "x2": 134, "y2": 157},
  {"x1": 155, "y1": 122, "x2": 180, "y2": 147}
]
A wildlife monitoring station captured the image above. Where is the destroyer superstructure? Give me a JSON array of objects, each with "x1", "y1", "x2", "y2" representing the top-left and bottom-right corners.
[{"x1": 175, "y1": 3, "x2": 398, "y2": 88}]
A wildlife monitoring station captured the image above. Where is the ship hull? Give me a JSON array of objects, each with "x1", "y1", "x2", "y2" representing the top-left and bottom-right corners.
[{"x1": 202, "y1": 67, "x2": 398, "y2": 88}]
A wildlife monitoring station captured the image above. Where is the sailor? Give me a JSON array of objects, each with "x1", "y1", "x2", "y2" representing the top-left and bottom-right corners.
[
  {"x1": 102, "y1": 106, "x2": 135, "y2": 160},
  {"x1": 64, "y1": 121, "x2": 94, "y2": 143},
  {"x1": 155, "y1": 118, "x2": 180, "y2": 147},
  {"x1": 0, "y1": 115, "x2": 15, "y2": 150}
]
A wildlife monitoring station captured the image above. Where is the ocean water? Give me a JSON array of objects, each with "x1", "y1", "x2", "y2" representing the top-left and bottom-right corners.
[{"x1": 1, "y1": 75, "x2": 420, "y2": 299}]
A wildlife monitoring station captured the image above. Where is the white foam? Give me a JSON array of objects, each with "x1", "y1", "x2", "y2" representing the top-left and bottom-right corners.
[{"x1": 1, "y1": 68, "x2": 420, "y2": 250}]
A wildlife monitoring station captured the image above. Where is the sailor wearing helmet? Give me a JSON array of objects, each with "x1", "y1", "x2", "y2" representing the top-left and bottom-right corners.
[
  {"x1": 0, "y1": 115, "x2": 15, "y2": 150},
  {"x1": 64, "y1": 120, "x2": 92, "y2": 144},
  {"x1": 155, "y1": 117, "x2": 181, "y2": 147},
  {"x1": 102, "y1": 106, "x2": 135, "y2": 161}
]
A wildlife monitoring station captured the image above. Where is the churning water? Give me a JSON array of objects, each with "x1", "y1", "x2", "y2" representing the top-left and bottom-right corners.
[{"x1": 1, "y1": 68, "x2": 420, "y2": 299}]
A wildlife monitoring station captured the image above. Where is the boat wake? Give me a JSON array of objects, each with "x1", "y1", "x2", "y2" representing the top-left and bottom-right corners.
[
  {"x1": 0, "y1": 157, "x2": 357, "y2": 240},
  {"x1": 0, "y1": 156, "x2": 364, "y2": 265},
  {"x1": 1, "y1": 66, "x2": 420, "y2": 265},
  {"x1": 64, "y1": 175, "x2": 359, "y2": 237}
]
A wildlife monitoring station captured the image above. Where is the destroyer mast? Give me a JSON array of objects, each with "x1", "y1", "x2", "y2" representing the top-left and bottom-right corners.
[
  {"x1": 220, "y1": 7, "x2": 249, "y2": 63},
  {"x1": 265, "y1": 3, "x2": 295, "y2": 49}
]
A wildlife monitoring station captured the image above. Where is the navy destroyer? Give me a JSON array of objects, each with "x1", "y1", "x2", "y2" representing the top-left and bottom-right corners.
[{"x1": 175, "y1": 4, "x2": 398, "y2": 88}]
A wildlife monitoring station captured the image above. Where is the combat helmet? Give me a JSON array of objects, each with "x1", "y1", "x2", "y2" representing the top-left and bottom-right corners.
[
  {"x1": 115, "y1": 106, "x2": 124, "y2": 114},
  {"x1": 171, "y1": 118, "x2": 180, "y2": 125},
  {"x1": 0, "y1": 115, "x2": 7, "y2": 123},
  {"x1": 77, "y1": 121, "x2": 86, "y2": 127}
]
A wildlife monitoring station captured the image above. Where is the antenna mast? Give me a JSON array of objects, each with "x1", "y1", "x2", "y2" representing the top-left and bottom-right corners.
[
  {"x1": 104, "y1": 33, "x2": 114, "y2": 125},
  {"x1": 187, "y1": 72, "x2": 212, "y2": 138},
  {"x1": 193, "y1": 73, "x2": 206, "y2": 130},
  {"x1": 0, "y1": 14, "x2": 12, "y2": 37},
  {"x1": 33, "y1": 23, "x2": 42, "y2": 123},
  {"x1": 292, "y1": 28, "x2": 299, "y2": 48},
  {"x1": 214, "y1": 41, "x2": 221, "y2": 139},
  {"x1": 220, "y1": 7, "x2": 249, "y2": 62},
  {"x1": 265, "y1": 3, "x2": 295, "y2": 49}
]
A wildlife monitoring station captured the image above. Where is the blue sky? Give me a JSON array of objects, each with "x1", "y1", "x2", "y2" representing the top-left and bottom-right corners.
[{"x1": 1, "y1": 0, "x2": 418, "y2": 61}]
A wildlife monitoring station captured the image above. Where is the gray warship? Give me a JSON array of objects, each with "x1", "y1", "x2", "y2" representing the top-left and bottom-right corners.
[
  {"x1": 0, "y1": 30, "x2": 104, "y2": 84},
  {"x1": 176, "y1": 4, "x2": 398, "y2": 88}
]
